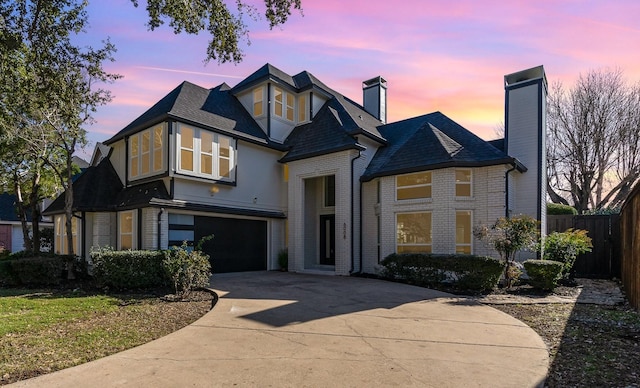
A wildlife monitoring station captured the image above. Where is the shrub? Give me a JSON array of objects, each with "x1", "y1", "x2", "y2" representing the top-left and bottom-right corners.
[
  {"x1": 547, "y1": 203, "x2": 578, "y2": 215},
  {"x1": 277, "y1": 248, "x2": 288, "y2": 270},
  {"x1": 163, "y1": 243, "x2": 212, "y2": 298},
  {"x1": 542, "y1": 229, "x2": 592, "y2": 278},
  {"x1": 524, "y1": 260, "x2": 564, "y2": 291},
  {"x1": 91, "y1": 248, "x2": 166, "y2": 289},
  {"x1": 10, "y1": 256, "x2": 67, "y2": 285},
  {"x1": 380, "y1": 253, "x2": 503, "y2": 291},
  {"x1": 473, "y1": 215, "x2": 539, "y2": 287}
]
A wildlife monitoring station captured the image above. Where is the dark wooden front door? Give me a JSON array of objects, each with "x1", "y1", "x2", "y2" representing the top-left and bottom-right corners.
[{"x1": 319, "y1": 214, "x2": 335, "y2": 265}]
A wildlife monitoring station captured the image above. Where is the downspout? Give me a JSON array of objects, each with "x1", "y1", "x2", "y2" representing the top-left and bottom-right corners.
[
  {"x1": 157, "y1": 208, "x2": 164, "y2": 250},
  {"x1": 350, "y1": 149, "x2": 362, "y2": 274}
]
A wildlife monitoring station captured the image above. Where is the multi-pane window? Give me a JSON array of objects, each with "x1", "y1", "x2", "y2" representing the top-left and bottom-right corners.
[
  {"x1": 456, "y1": 169, "x2": 472, "y2": 197},
  {"x1": 456, "y1": 210, "x2": 472, "y2": 254},
  {"x1": 54, "y1": 215, "x2": 79, "y2": 255},
  {"x1": 273, "y1": 86, "x2": 294, "y2": 122},
  {"x1": 396, "y1": 212, "x2": 432, "y2": 253},
  {"x1": 130, "y1": 124, "x2": 165, "y2": 179},
  {"x1": 177, "y1": 124, "x2": 235, "y2": 182},
  {"x1": 153, "y1": 126, "x2": 163, "y2": 171},
  {"x1": 396, "y1": 172, "x2": 432, "y2": 200},
  {"x1": 253, "y1": 87, "x2": 264, "y2": 116},
  {"x1": 119, "y1": 211, "x2": 136, "y2": 250},
  {"x1": 298, "y1": 94, "x2": 308, "y2": 122}
]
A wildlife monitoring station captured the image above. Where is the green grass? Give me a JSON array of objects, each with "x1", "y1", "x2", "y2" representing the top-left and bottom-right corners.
[{"x1": 0, "y1": 289, "x2": 119, "y2": 336}]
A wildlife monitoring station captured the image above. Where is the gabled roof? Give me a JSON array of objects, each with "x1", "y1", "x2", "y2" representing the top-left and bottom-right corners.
[
  {"x1": 361, "y1": 112, "x2": 519, "y2": 181},
  {"x1": 105, "y1": 81, "x2": 278, "y2": 148},
  {"x1": 43, "y1": 159, "x2": 124, "y2": 214},
  {"x1": 280, "y1": 103, "x2": 366, "y2": 163}
]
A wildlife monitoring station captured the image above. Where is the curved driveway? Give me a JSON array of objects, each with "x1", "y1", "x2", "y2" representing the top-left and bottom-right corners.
[{"x1": 11, "y1": 272, "x2": 548, "y2": 387}]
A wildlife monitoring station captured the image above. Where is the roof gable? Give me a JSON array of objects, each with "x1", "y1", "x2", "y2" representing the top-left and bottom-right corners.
[{"x1": 362, "y1": 112, "x2": 515, "y2": 181}]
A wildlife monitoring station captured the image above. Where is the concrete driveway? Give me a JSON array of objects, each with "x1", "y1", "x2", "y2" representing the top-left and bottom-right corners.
[{"x1": 11, "y1": 272, "x2": 548, "y2": 387}]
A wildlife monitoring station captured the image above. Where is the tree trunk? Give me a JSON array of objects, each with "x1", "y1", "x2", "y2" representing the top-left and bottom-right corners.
[{"x1": 13, "y1": 180, "x2": 33, "y2": 253}]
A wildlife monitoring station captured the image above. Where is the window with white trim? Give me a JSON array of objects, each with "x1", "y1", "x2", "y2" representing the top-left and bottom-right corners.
[
  {"x1": 396, "y1": 212, "x2": 432, "y2": 253},
  {"x1": 118, "y1": 211, "x2": 137, "y2": 250},
  {"x1": 273, "y1": 86, "x2": 294, "y2": 122},
  {"x1": 396, "y1": 171, "x2": 432, "y2": 200},
  {"x1": 176, "y1": 124, "x2": 236, "y2": 182},
  {"x1": 129, "y1": 124, "x2": 165, "y2": 180},
  {"x1": 456, "y1": 169, "x2": 472, "y2": 197},
  {"x1": 253, "y1": 87, "x2": 264, "y2": 116},
  {"x1": 54, "y1": 215, "x2": 80, "y2": 255},
  {"x1": 298, "y1": 94, "x2": 308, "y2": 122},
  {"x1": 456, "y1": 210, "x2": 472, "y2": 254}
]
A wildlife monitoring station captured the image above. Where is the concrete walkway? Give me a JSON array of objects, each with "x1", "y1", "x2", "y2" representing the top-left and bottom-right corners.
[{"x1": 10, "y1": 272, "x2": 549, "y2": 387}]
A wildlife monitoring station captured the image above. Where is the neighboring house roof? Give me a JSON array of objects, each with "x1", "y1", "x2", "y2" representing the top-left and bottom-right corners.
[
  {"x1": 104, "y1": 82, "x2": 280, "y2": 149},
  {"x1": 0, "y1": 193, "x2": 19, "y2": 222},
  {"x1": 488, "y1": 138, "x2": 505, "y2": 152},
  {"x1": 361, "y1": 112, "x2": 521, "y2": 181}
]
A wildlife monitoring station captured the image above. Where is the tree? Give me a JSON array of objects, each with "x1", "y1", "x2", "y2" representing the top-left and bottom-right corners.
[
  {"x1": 473, "y1": 215, "x2": 539, "y2": 287},
  {"x1": 0, "y1": 1, "x2": 119, "y2": 259},
  {"x1": 132, "y1": 0, "x2": 303, "y2": 63},
  {"x1": 547, "y1": 68, "x2": 640, "y2": 213}
]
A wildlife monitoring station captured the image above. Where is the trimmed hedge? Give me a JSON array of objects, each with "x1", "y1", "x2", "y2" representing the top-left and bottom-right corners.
[
  {"x1": 92, "y1": 249, "x2": 167, "y2": 289},
  {"x1": 547, "y1": 203, "x2": 578, "y2": 215},
  {"x1": 380, "y1": 253, "x2": 504, "y2": 291},
  {"x1": 524, "y1": 260, "x2": 564, "y2": 291},
  {"x1": 0, "y1": 255, "x2": 73, "y2": 286}
]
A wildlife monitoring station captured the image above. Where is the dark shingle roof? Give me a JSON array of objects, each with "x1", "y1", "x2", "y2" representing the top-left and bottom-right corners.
[
  {"x1": 43, "y1": 159, "x2": 124, "y2": 214},
  {"x1": 0, "y1": 193, "x2": 19, "y2": 222},
  {"x1": 361, "y1": 112, "x2": 517, "y2": 181},
  {"x1": 105, "y1": 82, "x2": 275, "y2": 148},
  {"x1": 280, "y1": 104, "x2": 366, "y2": 162}
]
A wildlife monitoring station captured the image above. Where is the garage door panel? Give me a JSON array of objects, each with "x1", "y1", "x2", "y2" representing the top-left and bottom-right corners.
[{"x1": 194, "y1": 216, "x2": 267, "y2": 273}]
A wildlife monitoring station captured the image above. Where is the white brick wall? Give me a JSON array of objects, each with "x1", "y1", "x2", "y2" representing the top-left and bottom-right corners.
[
  {"x1": 287, "y1": 150, "x2": 360, "y2": 275},
  {"x1": 91, "y1": 212, "x2": 116, "y2": 249},
  {"x1": 361, "y1": 165, "x2": 508, "y2": 274}
]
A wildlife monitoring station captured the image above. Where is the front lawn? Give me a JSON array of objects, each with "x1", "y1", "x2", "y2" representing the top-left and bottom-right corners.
[{"x1": 0, "y1": 288, "x2": 213, "y2": 385}]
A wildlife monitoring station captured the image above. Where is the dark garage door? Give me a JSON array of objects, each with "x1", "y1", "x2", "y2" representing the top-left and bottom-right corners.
[{"x1": 195, "y1": 216, "x2": 267, "y2": 273}]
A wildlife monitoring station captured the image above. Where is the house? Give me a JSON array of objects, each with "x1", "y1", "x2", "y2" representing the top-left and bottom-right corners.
[
  {"x1": 43, "y1": 64, "x2": 547, "y2": 275},
  {"x1": 0, "y1": 193, "x2": 54, "y2": 253}
]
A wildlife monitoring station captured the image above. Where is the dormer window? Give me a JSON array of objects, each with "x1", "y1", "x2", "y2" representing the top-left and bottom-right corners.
[
  {"x1": 253, "y1": 87, "x2": 264, "y2": 116},
  {"x1": 298, "y1": 94, "x2": 308, "y2": 122},
  {"x1": 274, "y1": 86, "x2": 294, "y2": 122}
]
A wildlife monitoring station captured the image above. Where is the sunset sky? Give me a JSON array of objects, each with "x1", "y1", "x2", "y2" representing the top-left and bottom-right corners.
[{"x1": 78, "y1": 0, "x2": 640, "y2": 158}]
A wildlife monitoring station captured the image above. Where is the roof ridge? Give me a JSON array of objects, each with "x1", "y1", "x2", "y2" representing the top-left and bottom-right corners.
[{"x1": 428, "y1": 123, "x2": 464, "y2": 157}]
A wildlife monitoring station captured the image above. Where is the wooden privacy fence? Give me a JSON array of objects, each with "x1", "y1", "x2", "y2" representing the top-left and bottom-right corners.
[
  {"x1": 547, "y1": 214, "x2": 620, "y2": 279},
  {"x1": 620, "y1": 185, "x2": 640, "y2": 311}
]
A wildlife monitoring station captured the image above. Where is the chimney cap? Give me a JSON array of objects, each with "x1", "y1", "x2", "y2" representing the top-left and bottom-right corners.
[{"x1": 363, "y1": 76, "x2": 387, "y2": 88}]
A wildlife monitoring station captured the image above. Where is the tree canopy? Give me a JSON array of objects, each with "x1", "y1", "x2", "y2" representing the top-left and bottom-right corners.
[
  {"x1": 132, "y1": 0, "x2": 302, "y2": 63},
  {"x1": 547, "y1": 68, "x2": 640, "y2": 213}
]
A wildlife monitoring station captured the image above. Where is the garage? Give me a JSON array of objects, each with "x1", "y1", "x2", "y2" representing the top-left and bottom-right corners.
[{"x1": 194, "y1": 216, "x2": 267, "y2": 273}]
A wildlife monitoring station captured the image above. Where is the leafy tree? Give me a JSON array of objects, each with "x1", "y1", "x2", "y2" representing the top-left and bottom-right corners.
[
  {"x1": 0, "y1": 1, "x2": 119, "y2": 260},
  {"x1": 473, "y1": 215, "x2": 539, "y2": 287},
  {"x1": 132, "y1": 0, "x2": 303, "y2": 63},
  {"x1": 547, "y1": 68, "x2": 640, "y2": 213}
]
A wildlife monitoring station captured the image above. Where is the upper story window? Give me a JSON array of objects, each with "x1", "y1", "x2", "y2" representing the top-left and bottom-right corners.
[
  {"x1": 273, "y1": 86, "x2": 294, "y2": 122},
  {"x1": 298, "y1": 94, "x2": 308, "y2": 122},
  {"x1": 129, "y1": 124, "x2": 165, "y2": 180},
  {"x1": 456, "y1": 169, "x2": 472, "y2": 197},
  {"x1": 253, "y1": 87, "x2": 264, "y2": 116},
  {"x1": 324, "y1": 175, "x2": 335, "y2": 207},
  {"x1": 396, "y1": 171, "x2": 432, "y2": 200},
  {"x1": 176, "y1": 124, "x2": 236, "y2": 182}
]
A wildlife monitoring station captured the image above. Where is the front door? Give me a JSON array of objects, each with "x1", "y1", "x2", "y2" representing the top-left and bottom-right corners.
[{"x1": 319, "y1": 214, "x2": 335, "y2": 265}]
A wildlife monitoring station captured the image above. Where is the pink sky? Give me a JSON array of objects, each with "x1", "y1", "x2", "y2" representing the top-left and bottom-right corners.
[{"x1": 79, "y1": 0, "x2": 640, "y2": 159}]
